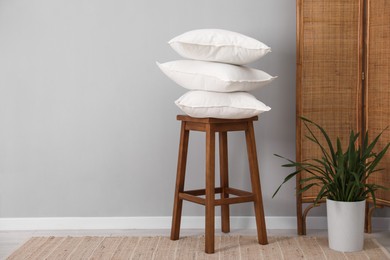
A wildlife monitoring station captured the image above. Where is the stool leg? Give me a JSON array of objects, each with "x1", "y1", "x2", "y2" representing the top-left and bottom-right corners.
[
  {"x1": 205, "y1": 125, "x2": 215, "y2": 254},
  {"x1": 171, "y1": 122, "x2": 189, "y2": 241},
  {"x1": 219, "y1": 132, "x2": 230, "y2": 233},
  {"x1": 245, "y1": 122, "x2": 268, "y2": 245}
]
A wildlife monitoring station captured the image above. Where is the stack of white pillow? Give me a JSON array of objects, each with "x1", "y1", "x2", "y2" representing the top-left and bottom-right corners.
[{"x1": 157, "y1": 29, "x2": 276, "y2": 119}]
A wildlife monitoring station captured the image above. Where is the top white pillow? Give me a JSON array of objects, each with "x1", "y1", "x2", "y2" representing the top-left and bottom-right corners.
[{"x1": 169, "y1": 29, "x2": 271, "y2": 65}]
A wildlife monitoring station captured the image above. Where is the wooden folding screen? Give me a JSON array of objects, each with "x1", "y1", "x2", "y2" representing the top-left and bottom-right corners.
[
  {"x1": 364, "y1": 0, "x2": 390, "y2": 232},
  {"x1": 297, "y1": 0, "x2": 390, "y2": 235}
]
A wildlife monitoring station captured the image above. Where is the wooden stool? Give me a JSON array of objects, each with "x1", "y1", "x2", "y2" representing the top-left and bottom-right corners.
[{"x1": 170, "y1": 115, "x2": 268, "y2": 254}]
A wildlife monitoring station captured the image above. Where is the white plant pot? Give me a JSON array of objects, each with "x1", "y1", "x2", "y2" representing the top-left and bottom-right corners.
[{"x1": 326, "y1": 198, "x2": 366, "y2": 252}]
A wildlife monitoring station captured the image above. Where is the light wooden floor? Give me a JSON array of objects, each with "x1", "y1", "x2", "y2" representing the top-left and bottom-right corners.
[{"x1": 1, "y1": 229, "x2": 390, "y2": 259}]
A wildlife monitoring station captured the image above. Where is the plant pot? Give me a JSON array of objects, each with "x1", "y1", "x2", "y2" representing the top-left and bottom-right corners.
[{"x1": 326, "y1": 198, "x2": 365, "y2": 252}]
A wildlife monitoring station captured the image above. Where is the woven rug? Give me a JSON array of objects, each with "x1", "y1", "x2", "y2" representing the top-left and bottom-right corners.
[{"x1": 7, "y1": 235, "x2": 390, "y2": 259}]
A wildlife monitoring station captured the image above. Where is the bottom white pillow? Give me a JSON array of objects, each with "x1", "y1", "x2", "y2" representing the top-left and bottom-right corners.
[{"x1": 175, "y1": 91, "x2": 271, "y2": 119}]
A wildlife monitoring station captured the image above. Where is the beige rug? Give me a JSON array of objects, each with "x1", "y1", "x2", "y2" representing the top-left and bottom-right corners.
[{"x1": 7, "y1": 235, "x2": 390, "y2": 259}]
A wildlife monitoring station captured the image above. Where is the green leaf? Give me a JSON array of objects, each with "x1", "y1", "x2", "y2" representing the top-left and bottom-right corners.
[
  {"x1": 272, "y1": 170, "x2": 300, "y2": 198},
  {"x1": 300, "y1": 116, "x2": 337, "y2": 164},
  {"x1": 298, "y1": 183, "x2": 319, "y2": 194},
  {"x1": 272, "y1": 119, "x2": 390, "y2": 203},
  {"x1": 314, "y1": 185, "x2": 328, "y2": 204}
]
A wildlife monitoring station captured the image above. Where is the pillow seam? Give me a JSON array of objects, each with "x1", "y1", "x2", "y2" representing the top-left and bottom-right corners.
[
  {"x1": 177, "y1": 104, "x2": 269, "y2": 111},
  {"x1": 169, "y1": 41, "x2": 270, "y2": 51},
  {"x1": 165, "y1": 67, "x2": 274, "y2": 83}
]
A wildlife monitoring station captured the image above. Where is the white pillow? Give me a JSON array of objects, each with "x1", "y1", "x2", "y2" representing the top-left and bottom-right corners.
[
  {"x1": 169, "y1": 29, "x2": 271, "y2": 65},
  {"x1": 175, "y1": 91, "x2": 271, "y2": 119},
  {"x1": 157, "y1": 60, "x2": 276, "y2": 93}
]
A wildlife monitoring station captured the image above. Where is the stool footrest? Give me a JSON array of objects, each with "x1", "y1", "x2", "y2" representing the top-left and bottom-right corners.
[
  {"x1": 179, "y1": 187, "x2": 255, "y2": 206},
  {"x1": 215, "y1": 195, "x2": 255, "y2": 206},
  {"x1": 183, "y1": 187, "x2": 223, "y2": 196},
  {"x1": 226, "y1": 187, "x2": 253, "y2": 197}
]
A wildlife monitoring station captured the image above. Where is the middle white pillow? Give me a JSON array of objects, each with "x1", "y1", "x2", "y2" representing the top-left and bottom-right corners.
[{"x1": 157, "y1": 60, "x2": 276, "y2": 93}]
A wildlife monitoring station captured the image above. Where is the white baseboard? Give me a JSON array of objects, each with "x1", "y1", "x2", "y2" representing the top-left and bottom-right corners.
[{"x1": 0, "y1": 216, "x2": 389, "y2": 231}]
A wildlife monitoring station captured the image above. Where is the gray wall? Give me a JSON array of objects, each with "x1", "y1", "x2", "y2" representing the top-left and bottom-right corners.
[{"x1": 0, "y1": 0, "x2": 301, "y2": 218}]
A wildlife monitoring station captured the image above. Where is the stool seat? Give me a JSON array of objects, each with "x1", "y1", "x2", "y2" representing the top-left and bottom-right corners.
[{"x1": 170, "y1": 115, "x2": 268, "y2": 254}]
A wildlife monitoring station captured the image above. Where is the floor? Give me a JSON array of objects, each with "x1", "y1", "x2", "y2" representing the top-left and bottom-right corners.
[{"x1": 1, "y1": 229, "x2": 390, "y2": 259}]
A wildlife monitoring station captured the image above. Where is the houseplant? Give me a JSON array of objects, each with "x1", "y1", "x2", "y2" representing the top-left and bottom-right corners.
[{"x1": 273, "y1": 117, "x2": 390, "y2": 252}]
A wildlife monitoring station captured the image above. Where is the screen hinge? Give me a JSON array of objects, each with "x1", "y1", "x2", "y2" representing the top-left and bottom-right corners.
[{"x1": 362, "y1": 71, "x2": 365, "y2": 81}]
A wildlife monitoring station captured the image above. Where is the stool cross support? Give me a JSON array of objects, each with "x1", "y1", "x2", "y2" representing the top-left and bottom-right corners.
[{"x1": 170, "y1": 115, "x2": 268, "y2": 254}]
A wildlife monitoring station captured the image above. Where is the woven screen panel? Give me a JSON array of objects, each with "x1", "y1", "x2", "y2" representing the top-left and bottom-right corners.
[
  {"x1": 366, "y1": 0, "x2": 390, "y2": 203},
  {"x1": 298, "y1": 0, "x2": 362, "y2": 200}
]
